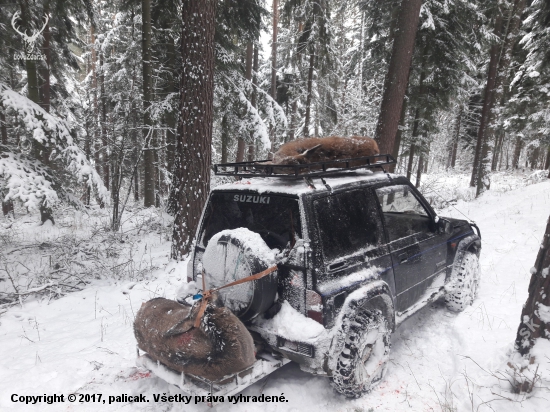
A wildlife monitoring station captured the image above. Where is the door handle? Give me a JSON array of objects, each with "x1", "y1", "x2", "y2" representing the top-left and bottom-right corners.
[
  {"x1": 398, "y1": 252, "x2": 408, "y2": 263},
  {"x1": 328, "y1": 261, "x2": 348, "y2": 271}
]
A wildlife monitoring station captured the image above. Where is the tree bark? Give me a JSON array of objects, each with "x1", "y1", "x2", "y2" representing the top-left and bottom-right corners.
[
  {"x1": 236, "y1": 42, "x2": 253, "y2": 163},
  {"x1": 165, "y1": 26, "x2": 177, "y2": 174},
  {"x1": 221, "y1": 114, "x2": 229, "y2": 164},
  {"x1": 492, "y1": 129, "x2": 505, "y2": 171},
  {"x1": 448, "y1": 106, "x2": 462, "y2": 169},
  {"x1": 512, "y1": 136, "x2": 522, "y2": 169},
  {"x1": 303, "y1": 49, "x2": 315, "y2": 137},
  {"x1": 248, "y1": 44, "x2": 259, "y2": 161},
  {"x1": 99, "y1": 51, "x2": 109, "y2": 190},
  {"x1": 170, "y1": 0, "x2": 216, "y2": 259},
  {"x1": 415, "y1": 153, "x2": 424, "y2": 188},
  {"x1": 271, "y1": 0, "x2": 279, "y2": 101},
  {"x1": 514, "y1": 215, "x2": 550, "y2": 356},
  {"x1": 142, "y1": 0, "x2": 156, "y2": 207},
  {"x1": 0, "y1": 102, "x2": 7, "y2": 145},
  {"x1": 406, "y1": 108, "x2": 421, "y2": 181},
  {"x1": 374, "y1": 0, "x2": 422, "y2": 155},
  {"x1": 390, "y1": 98, "x2": 407, "y2": 173}
]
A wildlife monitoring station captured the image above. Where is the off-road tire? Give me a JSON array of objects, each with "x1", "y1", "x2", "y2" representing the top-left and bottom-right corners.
[
  {"x1": 445, "y1": 251, "x2": 480, "y2": 312},
  {"x1": 330, "y1": 309, "x2": 391, "y2": 398}
]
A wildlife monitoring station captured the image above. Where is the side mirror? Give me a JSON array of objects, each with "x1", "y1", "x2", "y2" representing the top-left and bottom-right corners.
[{"x1": 437, "y1": 217, "x2": 453, "y2": 234}]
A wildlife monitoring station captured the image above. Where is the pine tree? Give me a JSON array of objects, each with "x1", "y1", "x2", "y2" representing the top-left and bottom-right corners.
[{"x1": 170, "y1": 0, "x2": 216, "y2": 259}]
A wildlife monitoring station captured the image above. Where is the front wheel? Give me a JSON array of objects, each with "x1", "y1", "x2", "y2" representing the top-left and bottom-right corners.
[
  {"x1": 445, "y1": 251, "x2": 481, "y2": 312},
  {"x1": 330, "y1": 309, "x2": 391, "y2": 398}
]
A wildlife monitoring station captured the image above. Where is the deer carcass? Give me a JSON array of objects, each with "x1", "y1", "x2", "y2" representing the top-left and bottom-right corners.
[
  {"x1": 270, "y1": 136, "x2": 379, "y2": 170},
  {"x1": 134, "y1": 297, "x2": 256, "y2": 381}
]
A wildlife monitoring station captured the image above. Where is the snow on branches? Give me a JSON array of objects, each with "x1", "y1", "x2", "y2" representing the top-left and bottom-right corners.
[{"x1": 0, "y1": 82, "x2": 109, "y2": 211}]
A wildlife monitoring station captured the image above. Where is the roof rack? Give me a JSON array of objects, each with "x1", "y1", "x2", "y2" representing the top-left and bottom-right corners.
[{"x1": 212, "y1": 154, "x2": 396, "y2": 179}]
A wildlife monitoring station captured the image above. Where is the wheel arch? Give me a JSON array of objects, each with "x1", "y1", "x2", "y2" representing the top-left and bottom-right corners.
[
  {"x1": 336, "y1": 280, "x2": 395, "y2": 333},
  {"x1": 456, "y1": 233, "x2": 482, "y2": 259}
]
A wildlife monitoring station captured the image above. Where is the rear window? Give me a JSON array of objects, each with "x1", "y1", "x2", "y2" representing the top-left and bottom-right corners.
[
  {"x1": 199, "y1": 192, "x2": 301, "y2": 251},
  {"x1": 313, "y1": 190, "x2": 381, "y2": 262}
]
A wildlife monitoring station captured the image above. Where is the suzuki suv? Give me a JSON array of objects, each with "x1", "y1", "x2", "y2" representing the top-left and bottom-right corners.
[{"x1": 186, "y1": 160, "x2": 481, "y2": 398}]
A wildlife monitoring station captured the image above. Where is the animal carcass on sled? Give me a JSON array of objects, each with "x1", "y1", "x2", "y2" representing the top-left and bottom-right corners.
[
  {"x1": 271, "y1": 135, "x2": 379, "y2": 168},
  {"x1": 134, "y1": 296, "x2": 255, "y2": 381}
]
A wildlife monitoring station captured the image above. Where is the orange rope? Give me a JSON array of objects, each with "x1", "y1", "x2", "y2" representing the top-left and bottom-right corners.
[{"x1": 193, "y1": 265, "x2": 278, "y2": 328}]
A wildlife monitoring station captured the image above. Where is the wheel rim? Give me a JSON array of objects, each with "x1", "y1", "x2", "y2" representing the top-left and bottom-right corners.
[{"x1": 356, "y1": 322, "x2": 388, "y2": 385}]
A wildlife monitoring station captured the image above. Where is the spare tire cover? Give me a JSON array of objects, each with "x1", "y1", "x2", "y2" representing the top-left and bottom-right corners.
[{"x1": 202, "y1": 228, "x2": 278, "y2": 322}]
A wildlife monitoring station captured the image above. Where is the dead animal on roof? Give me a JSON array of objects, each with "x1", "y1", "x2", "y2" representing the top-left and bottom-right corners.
[
  {"x1": 264, "y1": 136, "x2": 379, "y2": 172},
  {"x1": 134, "y1": 296, "x2": 255, "y2": 380}
]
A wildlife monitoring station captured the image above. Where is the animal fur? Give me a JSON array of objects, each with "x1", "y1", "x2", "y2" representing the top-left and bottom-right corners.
[
  {"x1": 134, "y1": 297, "x2": 256, "y2": 380},
  {"x1": 271, "y1": 136, "x2": 379, "y2": 168}
]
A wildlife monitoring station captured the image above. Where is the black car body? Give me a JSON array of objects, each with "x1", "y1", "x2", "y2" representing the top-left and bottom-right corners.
[{"x1": 187, "y1": 170, "x2": 481, "y2": 375}]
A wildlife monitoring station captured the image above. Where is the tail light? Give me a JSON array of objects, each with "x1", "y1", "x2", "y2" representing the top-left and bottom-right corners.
[{"x1": 306, "y1": 289, "x2": 323, "y2": 324}]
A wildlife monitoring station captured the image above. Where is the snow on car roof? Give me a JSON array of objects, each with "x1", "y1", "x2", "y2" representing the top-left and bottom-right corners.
[{"x1": 213, "y1": 170, "x2": 396, "y2": 196}]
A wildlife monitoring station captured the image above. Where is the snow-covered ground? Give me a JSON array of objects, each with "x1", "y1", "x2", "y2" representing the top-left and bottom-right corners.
[{"x1": 1, "y1": 174, "x2": 550, "y2": 411}]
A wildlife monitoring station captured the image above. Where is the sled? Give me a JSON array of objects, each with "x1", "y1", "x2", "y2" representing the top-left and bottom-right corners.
[{"x1": 136, "y1": 347, "x2": 290, "y2": 404}]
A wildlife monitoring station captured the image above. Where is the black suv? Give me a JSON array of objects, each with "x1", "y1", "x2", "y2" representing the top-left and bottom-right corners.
[{"x1": 187, "y1": 162, "x2": 481, "y2": 398}]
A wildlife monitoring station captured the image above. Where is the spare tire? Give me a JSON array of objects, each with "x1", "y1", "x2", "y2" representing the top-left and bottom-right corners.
[{"x1": 202, "y1": 228, "x2": 278, "y2": 322}]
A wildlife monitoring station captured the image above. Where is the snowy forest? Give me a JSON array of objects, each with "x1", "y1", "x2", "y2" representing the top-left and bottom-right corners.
[
  {"x1": 2, "y1": 0, "x2": 550, "y2": 411},
  {"x1": 2, "y1": 0, "x2": 550, "y2": 231}
]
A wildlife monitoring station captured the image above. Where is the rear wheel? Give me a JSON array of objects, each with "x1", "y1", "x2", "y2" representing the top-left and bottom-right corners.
[
  {"x1": 445, "y1": 251, "x2": 480, "y2": 312},
  {"x1": 330, "y1": 309, "x2": 391, "y2": 398}
]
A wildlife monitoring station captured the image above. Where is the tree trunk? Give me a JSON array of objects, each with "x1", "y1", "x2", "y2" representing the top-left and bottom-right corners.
[
  {"x1": 142, "y1": 0, "x2": 156, "y2": 207},
  {"x1": 415, "y1": 153, "x2": 424, "y2": 188},
  {"x1": 470, "y1": 14, "x2": 504, "y2": 188},
  {"x1": 0, "y1": 101, "x2": 13, "y2": 217},
  {"x1": 271, "y1": 0, "x2": 279, "y2": 101},
  {"x1": 100, "y1": 52, "x2": 109, "y2": 190},
  {"x1": 374, "y1": 0, "x2": 422, "y2": 155},
  {"x1": 514, "y1": 215, "x2": 550, "y2": 357},
  {"x1": 236, "y1": 42, "x2": 253, "y2": 163},
  {"x1": 90, "y1": 24, "x2": 101, "y2": 178},
  {"x1": 390, "y1": 98, "x2": 407, "y2": 173},
  {"x1": 303, "y1": 49, "x2": 315, "y2": 137},
  {"x1": 544, "y1": 146, "x2": 550, "y2": 171},
  {"x1": 492, "y1": 129, "x2": 505, "y2": 171},
  {"x1": 0, "y1": 102, "x2": 7, "y2": 145},
  {"x1": 248, "y1": 44, "x2": 259, "y2": 161},
  {"x1": 512, "y1": 136, "x2": 522, "y2": 169},
  {"x1": 221, "y1": 114, "x2": 229, "y2": 164},
  {"x1": 170, "y1": 0, "x2": 216, "y2": 259},
  {"x1": 406, "y1": 108, "x2": 421, "y2": 181},
  {"x1": 39, "y1": 5, "x2": 51, "y2": 115},
  {"x1": 164, "y1": 23, "x2": 177, "y2": 175},
  {"x1": 20, "y1": 1, "x2": 53, "y2": 223},
  {"x1": 448, "y1": 106, "x2": 462, "y2": 169}
]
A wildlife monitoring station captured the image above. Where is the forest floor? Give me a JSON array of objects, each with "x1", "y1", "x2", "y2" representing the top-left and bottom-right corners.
[{"x1": 1, "y1": 170, "x2": 549, "y2": 412}]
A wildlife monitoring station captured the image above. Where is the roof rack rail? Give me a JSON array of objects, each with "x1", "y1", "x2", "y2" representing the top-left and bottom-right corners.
[{"x1": 212, "y1": 154, "x2": 396, "y2": 179}]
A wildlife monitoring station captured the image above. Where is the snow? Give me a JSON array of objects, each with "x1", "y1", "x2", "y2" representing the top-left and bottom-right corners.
[
  {"x1": 1, "y1": 177, "x2": 550, "y2": 411},
  {"x1": 317, "y1": 265, "x2": 380, "y2": 295},
  {"x1": 214, "y1": 170, "x2": 391, "y2": 196},
  {"x1": 204, "y1": 228, "x2": 277, "y2": 270},
  {"x1": 253, "y1": 301, "x2": 326, "y2": 344}
]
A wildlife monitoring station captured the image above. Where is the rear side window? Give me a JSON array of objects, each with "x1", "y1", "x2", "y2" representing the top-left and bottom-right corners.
[{"x1": 314, "y1": 190, "x2": 381, "y2": 262}]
